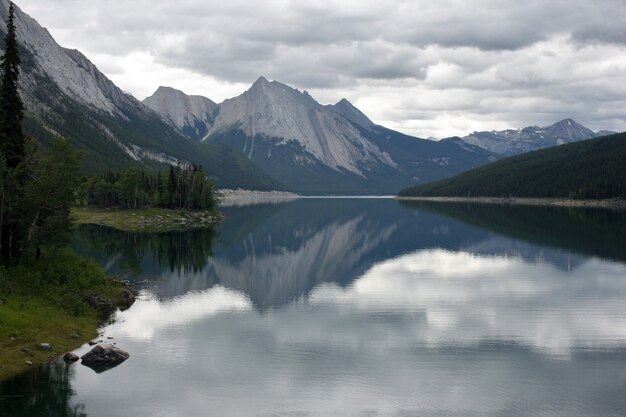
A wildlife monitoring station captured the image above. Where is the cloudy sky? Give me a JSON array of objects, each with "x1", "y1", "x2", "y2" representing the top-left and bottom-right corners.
[{"x1": 16, "y1": 0, "x2": 626, "y2": 138}]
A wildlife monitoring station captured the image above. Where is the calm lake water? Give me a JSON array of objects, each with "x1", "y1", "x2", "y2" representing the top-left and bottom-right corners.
[{"x1": 3, "y1": 198, "x2": 626, "y2": 417}]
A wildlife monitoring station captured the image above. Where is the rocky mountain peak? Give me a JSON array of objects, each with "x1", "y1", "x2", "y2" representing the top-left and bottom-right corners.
[
  {"x1": 207, "y1": 77, "x2": 395, "y2": 175},
  {"x1": 143, "y1": 86, "x2": 218, "y2": 141},
  {"x1": 460, "y1": 118, "x2": 603, "y2": 156},
  {"x1": 327, "y1": 98, "x2": 375, "y2": 129},
  {"x1": 547, "y1": 118, "x2": 596, "y2": 141},
  {"x1": 0, "y1": 0, "x2": 139, "y2": 116}
]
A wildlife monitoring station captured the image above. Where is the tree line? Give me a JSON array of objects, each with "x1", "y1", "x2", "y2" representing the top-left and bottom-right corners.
[
  {"x1": 399, "y1": 132, "x2": 626, "y2": 200},
  {"x1": 83, "y1": 165, "x2": 217, "y2": 210}
]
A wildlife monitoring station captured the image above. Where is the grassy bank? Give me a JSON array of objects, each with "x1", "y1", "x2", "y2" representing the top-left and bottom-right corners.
[
  {"x1": 0, "y1": 250, "x2": 131, "y2": 381},
  {"x1": 72, "y1": 207, "x2": 223, "y2": 232}
]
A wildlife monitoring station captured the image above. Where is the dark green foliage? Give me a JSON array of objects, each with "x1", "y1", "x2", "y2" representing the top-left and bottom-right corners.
[
  {"x1": 84, "y1": 165, "x2": 217, "y2": 210},
  {"x1": 0, "y1": 137, "x2": 83, "y2": 264},
  {"x1": 399, "y1": 133, "x2": 626, "y2": 199},
  {"x1": 0, "y1": 2, "x2": 24, "y2": 169},
  {"x1": 402, "y1": 201, "x2": 626, "y2": 263},
  {"x1": 0, "y1": 248, "x2": 125, "y2": 318},
  {"x1": 74, "y1": 224, "x2": 216, "y2": 276}
]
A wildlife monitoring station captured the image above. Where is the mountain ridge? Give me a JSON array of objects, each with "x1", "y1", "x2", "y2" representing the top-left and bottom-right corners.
[
  {"x1": 146, "y1": 77, "x2": 496, "y2": 193},
  {"x1": 0, "y1": 0, "x2": 278, "y2": 190},
  {"x1": 458, "y1": 118, "x2": 614, "y2": 156}
]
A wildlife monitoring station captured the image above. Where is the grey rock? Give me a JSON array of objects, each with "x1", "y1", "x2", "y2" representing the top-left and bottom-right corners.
[
  {"x1": 21, "y1": 348, "x2": 33, "y2": 356},
  {"x1": 0, "y1": 299, "x2": 4, "y2": 305},
  {"x1": 458, "y1": 119, "x2": 605, "y2": 156},
  {"x1": 143, "y1": 86, "x2": 218, "y2": 142},
  {"x1": 39, "y1": 343, "x2": 51, "y2": 351},
  {"x1": 81, "y1": 344, "x2": 130, "y2": 373},
  {"x1": 118, "y1": 288, "x2": 136, "y2": 311},
  {"x1": 63, "y1": 352, "x2": 80, "y2": 363},
  {"x1": 203, "y1": 77, "x2": 391, "y2": 177},
  {"x1": 25, "y1": 360, "x2": 33, "y2": 366}
]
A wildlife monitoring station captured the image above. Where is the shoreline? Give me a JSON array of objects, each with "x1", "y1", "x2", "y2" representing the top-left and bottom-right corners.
[
  {"x1": 395, "y1": 196, "x2": 626, "y2": 209},
  {"x1": 72, "y1": 207, "x2": 223, "y2": 232}
]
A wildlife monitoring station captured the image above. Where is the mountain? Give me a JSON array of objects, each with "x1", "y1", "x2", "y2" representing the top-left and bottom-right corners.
[
  {"x1": 143, "y1": 86, "x2": 218, "y2": 141},
  {"x1": 0, "y1": 1, "x2": 277, "y2": 190},
  {"x1": 148, "y1": 77, "x2": 496, "y2": 194},
  {"x1": 399, "y1": 132, "x2": 626, "y2": 199},
  {"x1": 459, "y1": 119, "x2": 613, "y2": 156}
]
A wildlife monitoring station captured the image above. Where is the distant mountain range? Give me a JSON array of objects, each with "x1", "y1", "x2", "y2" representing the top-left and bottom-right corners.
[
  {"x1": 1, "y1": 0, "x2": 619, "y2": 194},
  {"x1": 144, "y1": 79, "x2": 494, "y2": 193},
  {"x1": 399, "y1": 132, "x2": 626, "y2": 199},
  {"x1": 454, "y1": 119, "x2": 615, "y2": 156}
]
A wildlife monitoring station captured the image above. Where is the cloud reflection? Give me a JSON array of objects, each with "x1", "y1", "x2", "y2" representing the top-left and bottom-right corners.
[
  {"x1": 308, "y1": 249, "x2": 626, "y2": 356},
  {"x1": 108, "y1": 286, "x2": 252, "y2": 339}
]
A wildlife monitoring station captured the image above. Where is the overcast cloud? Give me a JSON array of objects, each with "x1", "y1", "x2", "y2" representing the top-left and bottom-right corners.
[{"x1": 16, "y1": 0, "x2": 626, "y2": 137}]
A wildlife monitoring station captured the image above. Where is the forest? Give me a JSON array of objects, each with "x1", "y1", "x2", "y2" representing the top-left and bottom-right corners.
[
  {"x1": 399, "y1": 132, "x2": 626, "y2": 199},
  {"x1": 83, "y1": 165, "x2": 217, "y2": 211}
]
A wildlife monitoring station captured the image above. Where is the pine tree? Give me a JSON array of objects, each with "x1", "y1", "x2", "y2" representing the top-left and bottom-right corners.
[{"x1": 0, "y1": 2, "x2": 24, "y2": 169}]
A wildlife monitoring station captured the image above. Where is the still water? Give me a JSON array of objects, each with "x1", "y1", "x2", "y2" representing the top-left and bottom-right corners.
[{"x1": 3, "y1": 198, "x2": 626, "y2": 417}]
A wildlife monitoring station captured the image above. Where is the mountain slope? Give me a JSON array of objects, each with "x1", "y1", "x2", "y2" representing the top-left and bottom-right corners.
[
  {"x1": 399, "y1": 132, "x2": 626, "y2": 199},
  {"x1": 143, "y1": 86, "x2": 218, "y2": 141},
  {"x1": 0, "y1": 1, "x2": 277, "y2": 189},
  {"x1": 150, "y1": 77, "x2": 495, "y2": 194},
  {"x1": 459, "y1": 119, "x2": 613, "y2": 156}
]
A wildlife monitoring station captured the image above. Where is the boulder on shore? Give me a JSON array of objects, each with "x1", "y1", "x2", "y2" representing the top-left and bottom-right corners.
[
  {"x1": 63, "y1": 352, "x2": 80, "y2": 363},
  {"x1": 80, "y1": 344, "x2": 129, "y2": 373},
  {"x1": 118, "y1": 288, "x2": 136, "y2": 311}
]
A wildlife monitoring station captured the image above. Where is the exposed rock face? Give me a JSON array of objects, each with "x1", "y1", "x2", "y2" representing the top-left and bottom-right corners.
[
  {"x1": 81, "y1": 344, "x2": 129, "y2": 373},
  {"x1": 143, "y1": 86, "x2": 218, "y2": 141},
  {"x1": 0, "y1": 0, "x2": 275, "y2": 191},
  {"x1": 206, "y1": 77, "x2": 395, "y2": 176},
  {"x1": 325, "y1": 98, "x2": 375, "y2": 130},
  {"x1": 459, "y1": 119, "x2": 610, "y2": 156}
]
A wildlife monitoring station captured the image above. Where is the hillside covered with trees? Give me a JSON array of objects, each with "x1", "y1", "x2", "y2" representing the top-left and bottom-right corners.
[{"x1": 399, "y1": 132, "x2": 626, "y2": 199}]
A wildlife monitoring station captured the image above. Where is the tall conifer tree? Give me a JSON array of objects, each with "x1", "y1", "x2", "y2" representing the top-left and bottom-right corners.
[{"x1": 0, "y1": 1, "x2": 25, "y2": 169}]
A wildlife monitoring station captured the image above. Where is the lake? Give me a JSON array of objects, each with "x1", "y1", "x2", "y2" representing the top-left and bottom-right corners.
[{"x1": 2, "y1": 198, "x2": 626, "y2": 417}]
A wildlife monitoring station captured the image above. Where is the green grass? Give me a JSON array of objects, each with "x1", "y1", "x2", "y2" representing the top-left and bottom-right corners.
[
  {"x1": 0, "y1": 250, "x2": 130, "y2": 381},
  {"x1": 72, "y1": 207, "x2": 223, "y2": 232},
  {"x1": 0, "y1": 296, "x2": 98, "y2": 379}
]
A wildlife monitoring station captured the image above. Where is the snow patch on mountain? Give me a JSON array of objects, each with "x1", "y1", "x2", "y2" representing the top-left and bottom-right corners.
[{"x1": 460, "y1": 119, "x2": 607, "y2": 156}]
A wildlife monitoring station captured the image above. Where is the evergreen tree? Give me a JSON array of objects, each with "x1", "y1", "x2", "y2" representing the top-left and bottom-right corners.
[{"x1": 0, "y1": 2, "x2": 25, "y2": 169}]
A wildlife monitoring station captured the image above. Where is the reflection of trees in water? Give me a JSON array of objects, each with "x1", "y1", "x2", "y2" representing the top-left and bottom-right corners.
[
  {"x1": 73, "y1": 225, "x2": 217, "y2": 277},
  {"x1": 402, "y1": 201, "x2": 626, "y2": 263},
  {"x1": 0, "y1": 360, "x2": 87, "y2": 417}
]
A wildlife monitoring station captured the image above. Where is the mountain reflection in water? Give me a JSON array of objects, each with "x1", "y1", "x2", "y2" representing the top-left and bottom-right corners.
[
  {"x1": 4, "y1": 199, "x2": 624, "y2": 417},
  {"x1": 73, "y1": 199, "x2": 626, "y2": 310}
]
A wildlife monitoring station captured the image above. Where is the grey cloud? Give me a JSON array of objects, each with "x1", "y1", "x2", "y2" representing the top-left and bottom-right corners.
[
  {"x1": 572, "y1": 24, "x2": 626, "y2": 45},
  {"x1": 15, "y1": 0, "x2": 626, "y2": 136}
]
